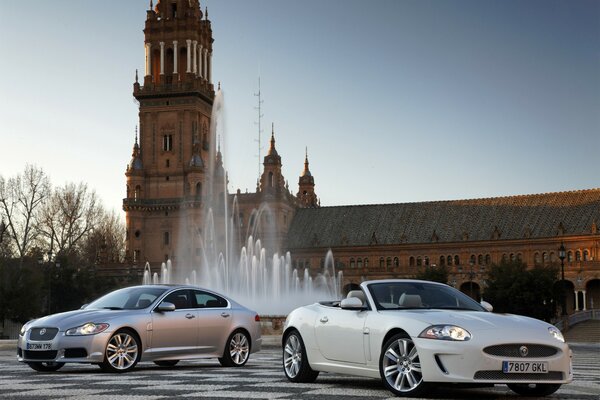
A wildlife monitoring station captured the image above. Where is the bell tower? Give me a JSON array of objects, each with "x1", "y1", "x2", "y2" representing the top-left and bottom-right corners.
[
  {"x1": 297, "y1": 148, "x2": 319, "y2": 208},
  {"x1": 124, "y1": 0, "x2": 216, "y2": 267}
]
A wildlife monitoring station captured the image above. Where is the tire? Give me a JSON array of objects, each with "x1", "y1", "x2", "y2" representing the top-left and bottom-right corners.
[
  {"x1": 26, "y1": 361, "x2": 64, "y2": 372},
  {"x1": 99, "y1": 329, "x2": 140, "y2": 373},
  {"x1": 282, "y1": 330, "x2": 319, "y2": 383},
  {"x1": 154, "y1": 360, "x2": 179, "y2": 367},
  {"x1": 507, "y1": 383, "x2": 561, "y2": 397},
  {"x1": 218, "y1": 330, "x2": 250, "y2": 367},
  {"x1": 379, "y1": 333, "x2": 429, "y2": 397}
]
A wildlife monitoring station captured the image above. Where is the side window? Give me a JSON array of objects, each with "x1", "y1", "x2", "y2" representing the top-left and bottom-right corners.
[
  {"x1": 193, "y1": 290, "x2": 228, "y2": 308},
  {"x1": 162, "y1": 290, "x2": 192, "y2": 310}
]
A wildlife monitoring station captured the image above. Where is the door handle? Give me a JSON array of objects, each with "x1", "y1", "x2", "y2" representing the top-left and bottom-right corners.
[
  {"x1": 221, "y1": 312, "x2": 230, "y2": 318},
  {"x1": 320, "y1": 316, "x2": 328, "y2": 323},
  {"x1": 185, "y1": 313, "x2": 195, "y2": 319}
]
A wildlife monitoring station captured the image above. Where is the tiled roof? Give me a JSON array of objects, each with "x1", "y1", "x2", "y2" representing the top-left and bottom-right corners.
[{"x1": 286, "y1": 189, "x2": 600, "y2": 249}]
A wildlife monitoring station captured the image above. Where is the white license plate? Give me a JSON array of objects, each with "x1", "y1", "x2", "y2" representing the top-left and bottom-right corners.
[
  {"x1": 26, "y1": 342, "x2": 52, "y2": 351},
  {"x1": 502, "y1": 361, "x2": 548, "y2": 374}
]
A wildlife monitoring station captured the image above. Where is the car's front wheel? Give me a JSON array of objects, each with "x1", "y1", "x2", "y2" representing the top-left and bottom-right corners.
[
  {"x1": 379, "y1": 333, "x2": 429, "y2": 397},
  {"x1": 26, "y1": 361, "x2": 64, "y2": 372},
  {"x1": 283, "y1": 330, "x2": 319, "y2": 383},
  {"x1": 218, "y1": 330, "x2": 250, "y2": 367},
  {"x1": 507, "y1": 383, "x2": 561, "y2": 397},
  {"x1": 100, "y1": 329, "x2": 140, "y2": 373}
]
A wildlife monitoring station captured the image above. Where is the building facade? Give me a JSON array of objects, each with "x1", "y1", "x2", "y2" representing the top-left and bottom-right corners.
[{"x1": 124, "y1": 1, "x2": 600, "y2": 314}]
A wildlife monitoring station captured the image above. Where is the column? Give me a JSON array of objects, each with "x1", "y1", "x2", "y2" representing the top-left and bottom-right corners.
[
  {"x1": 186, "y1": 39, "x2": 192, "y2": 73},
  {"x1": 574, "y1": 290, "x2": 579, "y2": 311},
  {"x1": 192, "y1": 40, "x2": 198, "y2": 75},
  {"x1": 145, "y1": 43, "x2": 152, "y2": 76},
  {"x1": 203, "y1": 48, "x2": 207, "y2": 79},
  {"x1": 173, "y1": 40, "x2": 178, "y2": 74},
  {"x1": 159, "y1": 42, "x2": 165, "y2": 75},
  {"x1": 198, "y1": 45, "x2": 204, "y2": 78},
  {"x1": 208, "y1": 52, "x2": 212, "y2": 83},
  {"x1": 582, "y1": 290, "x2": 587, "y2": 310}
]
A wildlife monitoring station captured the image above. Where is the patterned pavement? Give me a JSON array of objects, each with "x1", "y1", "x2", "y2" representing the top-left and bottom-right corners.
[{"x1": 0, "y1": 344, "x2": 597, "y2": 399}]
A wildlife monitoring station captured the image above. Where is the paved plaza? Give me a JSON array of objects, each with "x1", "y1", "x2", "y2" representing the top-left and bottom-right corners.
[{"x1": 0, "y1": 344, "x2": 597, "y2": 399}]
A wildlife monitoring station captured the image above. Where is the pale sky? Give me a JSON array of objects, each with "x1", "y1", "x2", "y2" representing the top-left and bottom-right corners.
[{"x1": 1, "y1": 0, "x2": 598, "y2": 215}]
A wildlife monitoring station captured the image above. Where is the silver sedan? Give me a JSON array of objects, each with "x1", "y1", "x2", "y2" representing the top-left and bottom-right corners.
[{"x1": 17, "y1": 285, "x2": 262, "y2": 372}]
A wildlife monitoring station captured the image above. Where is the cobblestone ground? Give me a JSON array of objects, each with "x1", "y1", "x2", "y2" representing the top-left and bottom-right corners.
[{"x1": 0, "y1": 344, "x2": 597, "y2": 399}]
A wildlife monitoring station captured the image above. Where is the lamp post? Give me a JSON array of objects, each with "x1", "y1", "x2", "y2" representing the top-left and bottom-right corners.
[
  {"x1": 558, "y1": 242, "x2": 567, "y2": 316},
  {"x1": 469, "y1": 261, "x2": 475, "y2": 300}
]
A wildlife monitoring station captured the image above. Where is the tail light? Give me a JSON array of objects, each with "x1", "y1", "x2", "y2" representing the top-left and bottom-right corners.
[{"x1": 254, "y1": 314, "x2": 260, "y2": 322}]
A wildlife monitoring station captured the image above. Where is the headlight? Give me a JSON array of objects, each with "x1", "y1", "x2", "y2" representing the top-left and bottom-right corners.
[
  {"x1": 19, "y1": 324, "x2": 28, "y2": 337},
  {"x1": 65, "y1": 323, "x2": 109, "y2": 336},
  {"x1": 419, "y1": 325, "x2": 471, "y2": 341},
  {"x1": 548, "y1": 327, "x2": 565, "y2": 342}
]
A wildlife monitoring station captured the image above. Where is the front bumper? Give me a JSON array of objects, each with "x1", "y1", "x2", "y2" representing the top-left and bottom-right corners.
[
  {"x1": 17, "y1": 329, "x2": 112, "y2": 364},
  {"x1": 414, "y1": 333, "x2": 573, "y2": 385}
]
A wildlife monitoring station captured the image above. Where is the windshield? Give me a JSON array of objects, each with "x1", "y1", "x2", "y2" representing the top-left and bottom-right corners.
[
  {"x1": 367, "y1": 281, "x2": 485, "y2": 311},
  {"x1": 85, "y1": 287, "x2": 168, "y2": 310}
]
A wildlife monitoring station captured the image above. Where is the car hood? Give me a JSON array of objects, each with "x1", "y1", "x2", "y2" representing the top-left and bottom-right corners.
[
  {"x1": 28, "y1": 309, "x2": 138, "y2": 331},
  {"x1": 389, "y1": 309, "x2": 551, "y2": 333}
]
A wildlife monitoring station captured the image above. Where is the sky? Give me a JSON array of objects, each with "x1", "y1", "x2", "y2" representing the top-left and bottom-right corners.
[{"x1": 1, "y1": 0, "x2": 598, "y2": 215}]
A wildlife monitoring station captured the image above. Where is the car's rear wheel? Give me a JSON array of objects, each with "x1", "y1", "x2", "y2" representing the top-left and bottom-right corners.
[
  {"x1": 154, "y1": 360, "x2": 179, "y2": 367},
  {"x1": 26, "y1": 361, "x2": 64, "y2": 372},
  {"x1": 218, "y1": 330, "x2": 250, "y2": 367},
  {"x1": 380, "y1": 333, "x2": 429, "y2": 397},
  {"x1": 100, "y1": 329, "x2": 140, "y2": 373},
  {"x1": 283, "y1": 330, "x2": 319, "y2": 383},
  {"x1": 507, "y1": 383, "x2": 561, "y2": 397}
]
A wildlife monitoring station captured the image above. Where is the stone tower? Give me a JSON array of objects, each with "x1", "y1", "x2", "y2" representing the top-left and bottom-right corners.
[
  {"x1": 124, "y1": 0, "x2": 216, "y2": 267},
  {"x1": 297, "y1": 149, "x2": 319, "y2": 208}
]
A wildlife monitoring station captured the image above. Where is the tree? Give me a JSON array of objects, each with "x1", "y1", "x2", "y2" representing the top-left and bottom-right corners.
[
  {"x1": 483, "y1": 259, "x2": 558, "y2": 321},
  {"x1": 0, "y1": 165, "x2": 50, "y2": 266},
  {"x1": 415, "y1": 265, "x2": 449, "y2": 284}
]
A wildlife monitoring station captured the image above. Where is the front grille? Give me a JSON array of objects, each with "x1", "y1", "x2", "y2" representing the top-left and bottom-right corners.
[
  {"x1": 23, "y1": 350, "x2": 57, "y2": 360},
  {"x1": 30, "y1": 328, "x2": 59, "y2": 341},
  {"x1": 483, "y1": 344, "x2": 558, "y2": 358},
  {"x1": 64, "y1": 348, "x2": 88, "y2": 358},
  {"x1": 474, "y1": 370, "x2": 563, "y2": 381}
]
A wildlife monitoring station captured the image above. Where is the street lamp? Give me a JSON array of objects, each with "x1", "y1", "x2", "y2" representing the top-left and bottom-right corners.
[
  {"x1": 469, "y1": 261, "x2": 475, "y2": 300},
  {"x1": 558, "y1": 242, "x2": 567, "y2": 316}
]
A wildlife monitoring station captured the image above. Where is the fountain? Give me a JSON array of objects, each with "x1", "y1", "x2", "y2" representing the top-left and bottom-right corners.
[{"x1": 142, "y1": 89, "x2": 342, "y2": 315}]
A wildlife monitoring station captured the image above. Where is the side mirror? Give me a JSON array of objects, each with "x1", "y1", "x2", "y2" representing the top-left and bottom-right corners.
[
  {"x1": 156, "y1": 301, "x2": 176, "y2": 312},
  {"x1": 341, "y1": 297, "x2": 364, "y2": 310},
  {"x1": 480, "y1": 300, "x2": 493, "y2": 312}
]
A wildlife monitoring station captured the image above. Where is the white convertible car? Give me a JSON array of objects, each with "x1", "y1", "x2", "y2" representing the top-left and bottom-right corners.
[{"x1": 282, "y1": 279, "x2": 572, "y2": 397}]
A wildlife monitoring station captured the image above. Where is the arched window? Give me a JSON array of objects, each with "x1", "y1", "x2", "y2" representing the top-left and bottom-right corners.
[
  {"x1": 477, "y1": 254, "x2": 483, "y2": 265},
  {"x1": 163, "y1": 231, "x2": 170, "y2": 246},
  {"x1": 454, "y1": 255, "x2": 460, "y2": 266},
  {"x1": 196, "y1": 182, "x2": 202, "y2": 199},
  {"x1": 409, "y1": 256, "x2": 415, "y2": 267},
  {"x1": 364, "y1": 258, "x2": 369, "y2": 268},
  {"x1": 517, "y1": 253, "x2": 523, "y2": 261},
  {"x1": 447, "y1": 255, "x2": 452, "y2": 266},
  {"x1": 439, "y1": 255, "x2": 445, "y2": 266},
  {"x1": 549, "y1": 252, "x2": 555, "y2": 263},
  {"x1": 357, "y1": 258, "x2": 363, "y2": 268},
  {"x1": 268, "y1": 171, "x2": 274, "y2": 187},
  {"x1": 424, "y1": 256, "x2": 429, "y2": 266},
  {"x1": 485, "y1": 254, "x2": 491, "y2": 265},
  {"x1": 542, "y1": 252, "x2": 549, "y2": 264},
  {"x1": 134, "y1": 185, "x2": 141, "y2": 199},
  {"x1": 349, "y1": 258, "x2": 355, "y2": 268},
  {"x1": 470, "y1": 254, "x2": 476, "y2": 265},
  {"x1": 575, "y1": 251, "x2": 581, "y2": 261},
  {"x1": 393, "y1": 257, "x2": 399, "y2": 267},
  {"x1": 567, "y1": 251, "x2": 573, "y2": 262},
  {"x1": 386, "y1": 257, "x2": 392, "y2": 269},
  {"x1": 510, "y1": 253, "x2": 515, "y2": 262},
  {"x1": 583, "y1": 250, "x2": 589, "y2": 261},
  {"x1": 534, "y1": 252, "x2": 540, "y2": 265},
  {"x1": 320, "y1": 258, "x2": 325, "y2": 268},
  {"x1": 416, "y1": 256, "x2": 422, "y2": 267},
  {"x1": 379, "y1": 257, "x2": 385, "y2": 268}
]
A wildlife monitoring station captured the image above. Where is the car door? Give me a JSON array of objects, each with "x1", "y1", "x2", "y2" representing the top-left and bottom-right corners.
[
  {"x1": 192, "y1": 289, "x2": 232, "y2": 355},
  {"x1": 314, "y1": 305, "x2": 367, "y2": 364},
  {"x1": 150, "y1": 289, "x2": 199, "y2": 357}
]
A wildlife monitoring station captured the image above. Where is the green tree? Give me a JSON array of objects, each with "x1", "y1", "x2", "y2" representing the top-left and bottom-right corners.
[
  {"x1": 415, "y1": 265, "x2": 449, "y2": 284},
  {"x1": 484, "y1": 259, "x2": 558, "y2": 321}
]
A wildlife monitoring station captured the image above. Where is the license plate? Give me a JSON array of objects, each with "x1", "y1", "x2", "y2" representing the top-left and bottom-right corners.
[
  {"x1": 502, "y1": 361, "x2": 548, "y2": 374},
  {"x1": 26, "y1": 342, "x2": 52, "y2": 351}
]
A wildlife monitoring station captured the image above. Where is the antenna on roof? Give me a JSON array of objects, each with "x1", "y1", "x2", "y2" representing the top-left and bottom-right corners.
[{"x1": 254, "y1": 76, "x2": 264, "y2": 180}]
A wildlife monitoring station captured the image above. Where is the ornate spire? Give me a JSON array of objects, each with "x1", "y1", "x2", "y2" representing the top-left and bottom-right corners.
[
  {"x1": 150, "y1": 0, "x2": 153, "y2": 10},
  {"x1": 267, "y1": 123, "x2": 278, "y2": 156},
  {"x1": 135, "y1": 69, "x2": 139, "y2": 83},
  {"x1": 205, "y1": 6, "x2": 208, "y2": 19},
  {"x1": 128, "y1": 126, "x2": 142, "y2": 171},
  {"x1": 301, "y1": 147, "x2": 311, "y2": 177}
]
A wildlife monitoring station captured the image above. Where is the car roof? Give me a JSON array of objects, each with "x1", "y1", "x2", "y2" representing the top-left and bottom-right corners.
[{"x1": 360, "y1": 279, "x2": 447, "y2": 287}]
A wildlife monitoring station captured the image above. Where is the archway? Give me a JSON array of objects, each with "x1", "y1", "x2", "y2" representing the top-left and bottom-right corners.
[
  {"x1": 586, "y1": 279, "x2": 600, "y2": 310},
  {"x1": 460, "y1": 282, "x2": 481, "y2": 301}
]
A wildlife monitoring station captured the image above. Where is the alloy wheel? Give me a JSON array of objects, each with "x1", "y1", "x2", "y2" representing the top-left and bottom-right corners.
[{"x1": 382, "y1": 337, "x2": 423, "y2": 393}]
